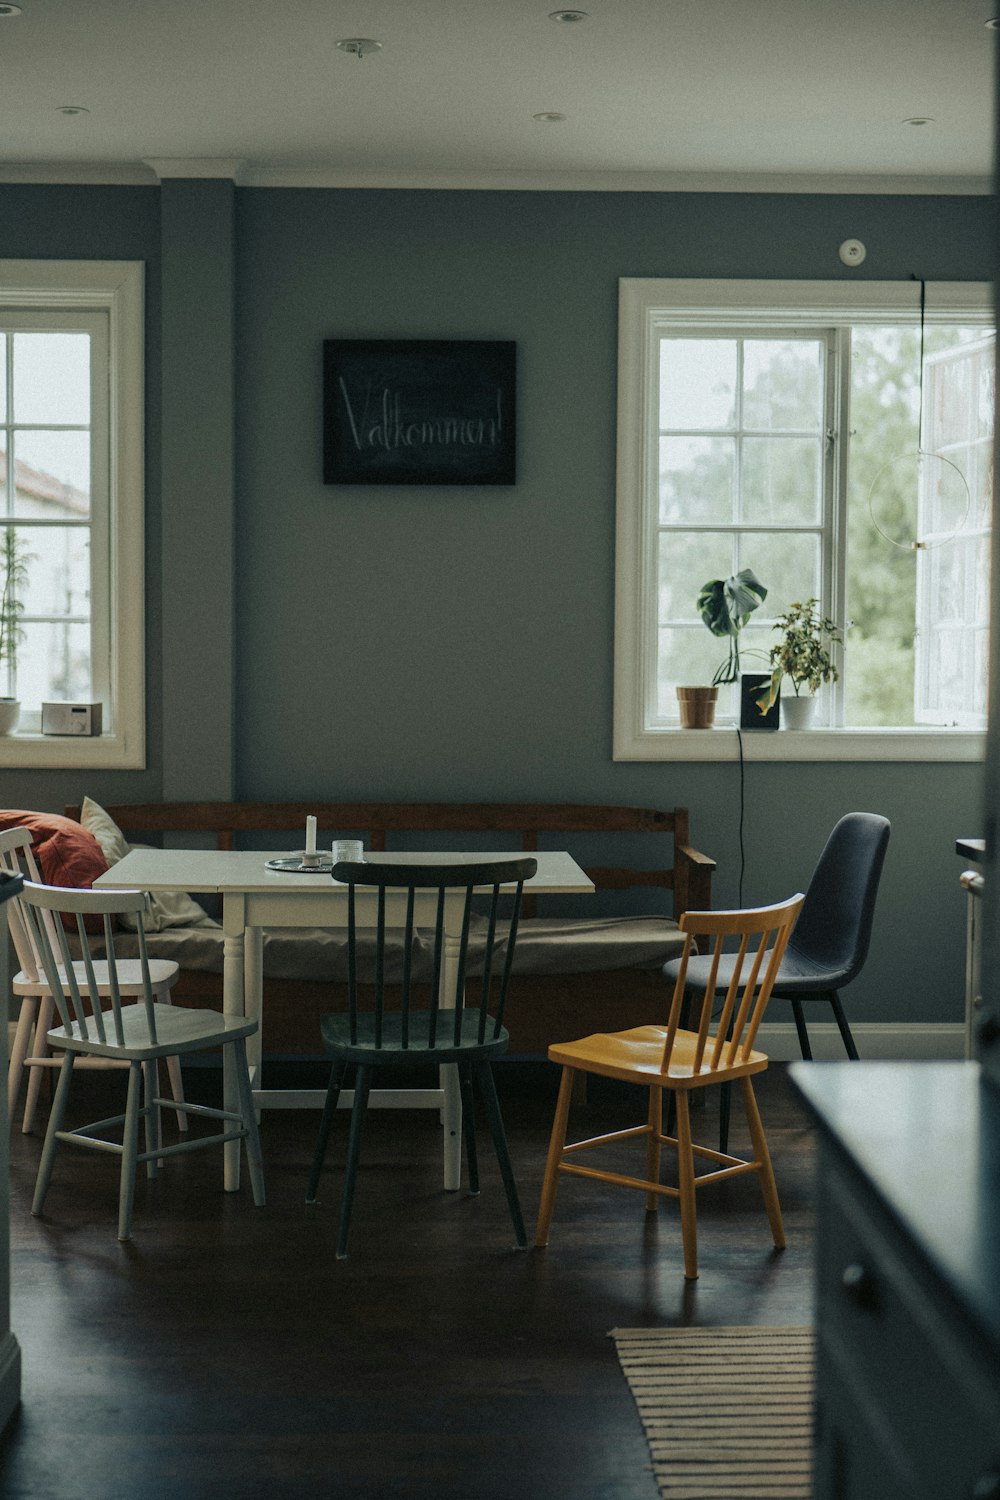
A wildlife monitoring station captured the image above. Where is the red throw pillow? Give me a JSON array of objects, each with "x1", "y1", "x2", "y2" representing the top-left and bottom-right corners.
[{"x1": 0, "y1": 809, "x2": 110, "y2": 930}]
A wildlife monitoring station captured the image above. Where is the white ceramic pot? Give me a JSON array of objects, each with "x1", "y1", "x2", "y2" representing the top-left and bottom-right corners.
[
  {"x1": 0, "y1": 699, "x2": 20, "y2": 735},
  {"x1": 780, "y1": 693, "x2": 816, "y2": 730}
]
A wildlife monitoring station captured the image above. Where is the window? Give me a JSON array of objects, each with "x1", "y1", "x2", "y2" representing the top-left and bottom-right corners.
[
  {"x1": 0, "y1": 261, "x2": 144, "y2": 769},
  {"x1": 614, "y1": 279, "x2": 994, "y2": 761}
]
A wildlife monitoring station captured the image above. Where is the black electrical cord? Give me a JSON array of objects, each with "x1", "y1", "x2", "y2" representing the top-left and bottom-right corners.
[{"x1": 736, "y1": 725, "x2": 746, "y2": 907}]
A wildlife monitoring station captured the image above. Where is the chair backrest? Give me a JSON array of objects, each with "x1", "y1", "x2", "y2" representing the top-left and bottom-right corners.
[
  {"x1": 786, "y1": 812, "x2": 891, "y2": 984},
  {"x1": 0, "y1": 825, "x2": 48, "y2": 981},
  {"x1": 18, "y1": 881, "x2": 158, "y2": 1047},
  {"x1": 332, "y1": 856, "x2": 538, "y2": 1051},
  {"x1": 664, "y1": 894, "x2": 805, "y2": 1074}
]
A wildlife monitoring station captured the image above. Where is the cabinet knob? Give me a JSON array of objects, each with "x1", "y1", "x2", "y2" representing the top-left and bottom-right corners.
[
  {"x1": 972, "y1": 1473, "x2": 1000, "y2": 1500},
  {"x1": 840, "y1": 1262, "x2": 878, "y2": 1310}
]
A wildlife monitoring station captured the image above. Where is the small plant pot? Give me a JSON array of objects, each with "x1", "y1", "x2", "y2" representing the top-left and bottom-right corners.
[
  {"x1": 780, "y1": 693, "x2": 817, "y2": 730},
  {"x1": 676, "y1": 685, "x2": 719, "y2": 729},
  {"x1": 0, "y1": 698, "x2": 20, "y2": 735}
]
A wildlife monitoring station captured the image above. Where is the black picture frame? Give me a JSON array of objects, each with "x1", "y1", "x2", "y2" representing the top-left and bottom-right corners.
[
  {"x1": 740, "y1": 673, "x2": 780, "y2": 730},
  {"x1": 323, "y1": 339, "x2": 516, "y2": 486}
]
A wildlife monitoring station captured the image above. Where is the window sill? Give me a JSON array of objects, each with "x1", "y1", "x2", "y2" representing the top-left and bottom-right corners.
[
  {"x1": 613, "y1": 725, "x2": 986, "y2": 763},
  {"x1": 0, "y1": 731, "x2": 145, "y2": 770}
]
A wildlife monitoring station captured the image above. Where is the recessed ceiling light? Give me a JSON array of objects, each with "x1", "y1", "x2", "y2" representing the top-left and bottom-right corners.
[
  {"x1": 335, "y1": 37, "x2": 383, "y2": 59},
  {"x1": 902, "y1": 116, "x2": 934, "y2": 126},
  {"x1": 533, "y1": 112, "x2": 566, "y2": 122},
  {"x1": 549, "y1": 9, "x2": 588, "y2": 20},
  {"x1": 57, "y1": 105, "x2": 89, "y2": 117},
  {"x1": 0, "y1": 5, "x2": 23, "y2": 16}
]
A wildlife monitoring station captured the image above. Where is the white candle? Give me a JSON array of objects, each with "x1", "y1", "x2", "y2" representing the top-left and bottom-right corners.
[{"x1": 305, "y1": 815, "x2": 317, "y2": 856}]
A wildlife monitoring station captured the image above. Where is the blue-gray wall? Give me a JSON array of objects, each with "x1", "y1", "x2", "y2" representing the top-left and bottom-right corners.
[{"x1": 0, "y1": 182, "x2": 991, "y2": 1028}]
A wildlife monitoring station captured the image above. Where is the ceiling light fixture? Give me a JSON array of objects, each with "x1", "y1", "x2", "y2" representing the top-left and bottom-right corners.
[
  {"x1": 336, "y1": 38, "x2": 383, "y2": 60},
  {"x1": 549, "y1": 9, "x2": 588, "y2": 20},
  {"x1": 0, "y1": 5, "x2": 23, "y2": 15},
  {"x1": 57, "y1": 105, "x2": 90, "y2": 117},
  {"x1": 533, "y1": 112, "x2": 566, "y2": 122},
  {"x1": 902, "y1": 116, "x2": 934, "y2": 126}
]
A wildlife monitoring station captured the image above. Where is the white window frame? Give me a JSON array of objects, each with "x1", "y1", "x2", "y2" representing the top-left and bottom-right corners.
[
  {"x1": 614, "y1": 278, "x2": 993, "y2": 763},
  {"x1": 0, "y1": 260, "x2": 145, "y2": 770}
]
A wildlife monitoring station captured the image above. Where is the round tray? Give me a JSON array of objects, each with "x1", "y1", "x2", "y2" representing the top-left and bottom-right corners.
[{"x1": 265, "y1": 857, "x2": 335, "y2": 874}]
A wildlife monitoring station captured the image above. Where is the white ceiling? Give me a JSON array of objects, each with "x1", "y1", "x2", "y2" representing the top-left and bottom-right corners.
[{"x1": 0, "y1": 0, "x2": 995, "y2": 191}]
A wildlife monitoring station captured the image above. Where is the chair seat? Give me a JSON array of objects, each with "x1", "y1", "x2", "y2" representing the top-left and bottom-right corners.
[
  {"x1": 663, "y1": 944, "x2": 842, "y2": 996},
  {"x1": 547, "y1": 1024, "x2": 769, "y2": 1088},
  {"x1": 320, "y1": 1008, "x2": 511, "y2": 1066},
  {"x1": 48, "y1": 1001, "x2": 257, "y2": 1061},
  {"x1": 14, "y1": 957, "x2": 179, "y2": 996}
]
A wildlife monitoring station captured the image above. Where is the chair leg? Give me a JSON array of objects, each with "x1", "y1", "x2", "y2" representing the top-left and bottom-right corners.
[
  {"x1": 646, "y1": 1086, "x2": 663, "y2": 1211},
  {"x1": 536, "y1": 1065, "x2": 574, "y2": 1247},
  {"x1": 740, "y1": 1075, "x2": 785, "y2": 1250},
  {"x1": 719, "y1": 1082, "x2": 732, "y2": 1156},
  {"x1": 305, "y1": 1060, "x2": 347, "y2": 1204},
  {"x1": 459, "y1": 1063, "x2": 480, "y2": 1195},
  {"x1": 32, "y1": 1050, "x2": 75, "y2": 1217},
  {"x1": 474, "y1": 1062, "x2": 526, "y2": 1248},
  {"x1": 790, "y1": 998, "x2": 813, "y2": 1061},
  {"x1": 829, "y1": 992, "x2": 860, "y2": 1060},
  {"x1": 118, "y1": 1062, "x2": 143, "y2": 1242},
  {"x1": 7, "y1": 996, "x2": 37, "y2": 1129},
  {"x1": 337, "y1": 1065, "x2": 372, "y2": 1261},
  {"x1": 164, "y1": 1054, "x2": 189, "y2": 1132},
  {"x1": 142, "y1": 1060, "x2": 161, "y2": 1178},
  {"x1": 233, "y1": 1039, "x2": 266, "y2": 1207},
  {"x1": 22, "y1": 993, "x2": 55, "y2": 1133},
  {"x1": 674, "y1": 1090, "x2": 698, "y2": 1280}
]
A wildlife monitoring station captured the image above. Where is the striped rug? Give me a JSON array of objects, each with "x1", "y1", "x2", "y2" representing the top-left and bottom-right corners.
[{"x1": 611, "y1": 1324, "x2": 814, "y2": 1500}]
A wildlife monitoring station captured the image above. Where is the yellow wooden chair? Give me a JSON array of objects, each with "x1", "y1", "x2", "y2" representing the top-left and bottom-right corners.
[{"x1": 535, "y1": 893, "x2": 805, "y2": 1279}]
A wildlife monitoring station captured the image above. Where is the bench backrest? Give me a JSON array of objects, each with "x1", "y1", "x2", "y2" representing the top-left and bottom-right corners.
[{"x1": 64, "y1": 801, "x2": 713, "y2": 917}]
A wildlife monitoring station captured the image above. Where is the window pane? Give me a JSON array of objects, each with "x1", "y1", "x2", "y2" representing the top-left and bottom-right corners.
[
  {"x1": 743, "y1": 340, "x2": 824, "y2": 430},
  {"x1": 658, "y1": 532, "x2": 737, "y2": 622},
  {"x1": 739, "y1": 533, "x2": 820, "y2": 615},
  {"x1": 0, "y1": 332, "x2": 6, "y2": 415},
  {"x1": 656, "y1": 625, "x2": 736, "y2": 718},
  {"x1": 660, "y1": 339, "x2": 736, "y2": 430},
  {"x1": 659, "y1": 436, "x2": 734, "y2": 523},
  {"x1": 12, "y1": 431, "x2": 90, "y2": 520},
  {"x1": 741, "y1": 436, "x2": 822, "y2": 524},
  {"x1": 19, "y1": 527, "x2": 90, "y2": 617},
  {"x1": 14, "y1": 620, "x2": 92, "y2": 706},
  {"x1": 12, "y1": 332, "x2": 91, "y2": 425}
]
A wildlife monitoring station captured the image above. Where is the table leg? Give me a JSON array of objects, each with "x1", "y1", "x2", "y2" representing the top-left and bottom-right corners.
[
  {"x1": 244, "y1": 926, "x2": 264, "y2": 1109},
  {"x1": 222, "y1": 895, "x2": 247, "y2": 1191}
]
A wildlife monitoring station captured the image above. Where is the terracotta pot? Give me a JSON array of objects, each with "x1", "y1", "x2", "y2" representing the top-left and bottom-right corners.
[{"x1": 676, "y1": 685, "x2": 718, "y2": 729}]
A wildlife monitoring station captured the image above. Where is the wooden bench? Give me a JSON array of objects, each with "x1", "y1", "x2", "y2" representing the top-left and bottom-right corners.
[{"x1": 66, "y1": 801, "x2": 716, "y2": 1057}]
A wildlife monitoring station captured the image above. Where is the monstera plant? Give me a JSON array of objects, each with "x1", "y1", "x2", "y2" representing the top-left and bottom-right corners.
[{"x1": 676, "y1": 568, "x2": 768, "y2": 728}]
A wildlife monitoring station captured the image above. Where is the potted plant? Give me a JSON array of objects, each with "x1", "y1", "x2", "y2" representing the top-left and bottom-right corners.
[
  {"x1": 677, "y1": 568, "x2": 768, "y2": 728},
  {"x1": 756, "y1": 598, "x2": 842, "y2": 729},
  {"x1": 0, "y1": 527, "x2": 30, "y2": 735}
]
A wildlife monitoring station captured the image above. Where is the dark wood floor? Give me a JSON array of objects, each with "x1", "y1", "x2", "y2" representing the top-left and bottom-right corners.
[{"x1": 0, "y1": 1061, "x2": 817, "y2": 1500}]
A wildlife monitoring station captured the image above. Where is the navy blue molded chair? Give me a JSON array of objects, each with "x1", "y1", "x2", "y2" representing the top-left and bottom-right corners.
[
  {"x1": 664, "y1": 812, "x2": 890, "y2": 1148},
  {"x1": 305, "y1": 856, "x2": 537, "y2": 1259}
]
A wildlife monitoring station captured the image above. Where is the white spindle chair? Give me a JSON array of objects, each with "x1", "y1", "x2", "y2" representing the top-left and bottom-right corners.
[
  {"x1": 19, "y1": 878, "x2": 265, "y2": 1240},
  {"x1": 1, "y1": 826, "x2": 188, "y2": 1134}
]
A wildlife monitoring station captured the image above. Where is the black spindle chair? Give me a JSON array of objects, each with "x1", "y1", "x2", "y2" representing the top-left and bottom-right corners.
[{"x1": 305, "y1": 857, "x2": 537, "y2": 1258}]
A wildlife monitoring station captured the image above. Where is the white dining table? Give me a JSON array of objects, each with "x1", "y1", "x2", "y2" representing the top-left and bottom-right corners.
[{"x1": 96, "y1": 848, "x2": 594, "y2": 1191}]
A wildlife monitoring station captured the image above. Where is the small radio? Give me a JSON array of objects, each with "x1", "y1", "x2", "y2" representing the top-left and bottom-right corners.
[{"x1": 41, "y1": 702, "x2": 103, "y2": 737}]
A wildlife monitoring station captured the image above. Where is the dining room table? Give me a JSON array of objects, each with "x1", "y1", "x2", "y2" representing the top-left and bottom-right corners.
[{"x1": 95, "y1": 847, "x2": 594, "y2": 1191}]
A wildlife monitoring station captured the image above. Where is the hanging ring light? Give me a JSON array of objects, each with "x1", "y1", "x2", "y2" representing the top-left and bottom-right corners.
[{"x1": 866, "y1": 277, "x2": 971, "y2": 551}]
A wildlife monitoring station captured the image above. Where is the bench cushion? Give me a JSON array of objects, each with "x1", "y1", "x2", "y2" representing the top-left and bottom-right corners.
[{"x1": 93, "y1": 914, "x2": 684, "y2": 982}]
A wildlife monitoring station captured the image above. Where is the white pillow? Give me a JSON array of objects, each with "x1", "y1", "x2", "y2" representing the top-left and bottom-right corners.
[{"x1": 80, "y1": 796, "x2": 219, "y2": 932}]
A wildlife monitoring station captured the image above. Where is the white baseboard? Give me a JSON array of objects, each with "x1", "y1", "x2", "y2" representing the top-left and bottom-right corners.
[{"x1": 756, "y1": 1021, "x2": 966, "y2": 1061}]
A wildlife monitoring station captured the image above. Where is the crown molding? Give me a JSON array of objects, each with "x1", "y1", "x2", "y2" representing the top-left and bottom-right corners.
[{"x1": 0, "y1": 161, "x2": 991, "y2": 195}]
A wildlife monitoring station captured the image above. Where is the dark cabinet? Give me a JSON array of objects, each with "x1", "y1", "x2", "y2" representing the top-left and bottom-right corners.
[{"x1": 791, "y1": 1062, "x2": 1000, "y2": 1500}]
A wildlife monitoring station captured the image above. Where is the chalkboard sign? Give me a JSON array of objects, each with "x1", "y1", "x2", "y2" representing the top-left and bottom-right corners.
[{"x1": 323, "y1": 339, "x2": 516, "y2": 486}]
